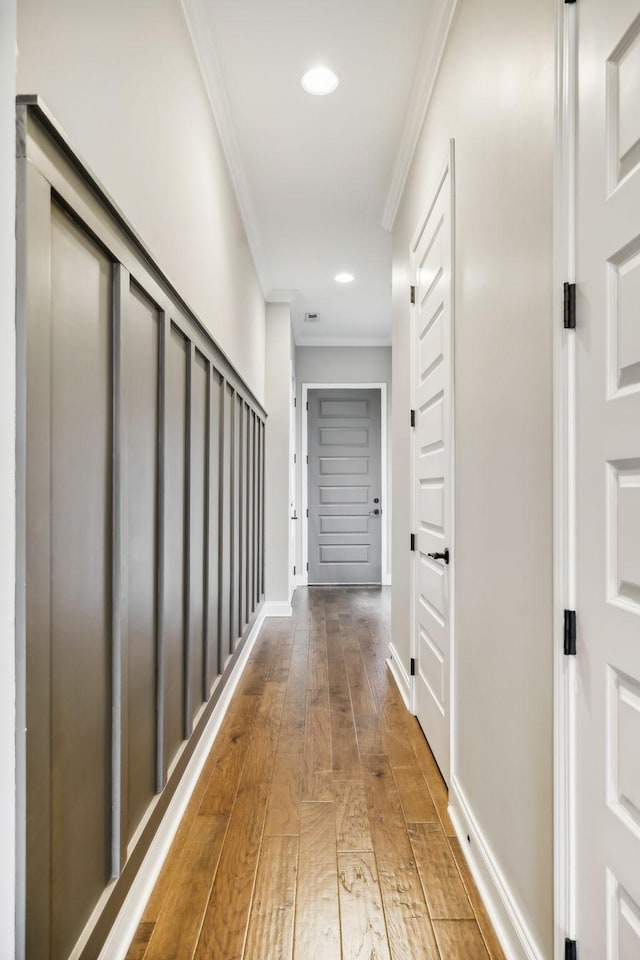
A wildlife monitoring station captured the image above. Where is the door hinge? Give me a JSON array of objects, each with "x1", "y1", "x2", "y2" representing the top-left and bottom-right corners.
[
  {"x1": 293, "y1": 565, "x2": 296, "y2": 576},
  {"x1": 410, "y1": 285, "x2": 416, "y2": 305},
  {"x1": 306, "y1": 401, "x2": 309, "y2": 411},
  {"x1": 410, "y1": 533, "x2": 416, "y2": 552},
  {"x1": 564, "y1": 282, "x2": 576, "y2": 329},
  {"x1": 294, "y1": 397, "x2": 297, "y2": 407},
  {"x1": 294, "y1": 453, "x2": 296, "y2": 463},
  {"x1": 565, "y1": 939, "x2": 577, "y2": 960},
  {"x1": 410, "y1": 658, "x2": 416, "y2": 676},
  {"x1": 410, "y1": 409, "x2": 416, "y2": 428},
  {"x1": 306, "y1": 562, "x2": 309, "y2": 572},
  {"x1": 306, "y1": 508, "x2": 309, "y2": 518},
  {"x1": 306, "y1": 455, "x2": 309, "y2": 464},
  {"x1": 564, "y1": 610, "x2": 577, "y2": 656}
]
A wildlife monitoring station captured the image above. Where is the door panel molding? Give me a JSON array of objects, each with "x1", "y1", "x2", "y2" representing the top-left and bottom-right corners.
[{"x1": 301, "y1": 382, "x2": 390, "y2": 586}]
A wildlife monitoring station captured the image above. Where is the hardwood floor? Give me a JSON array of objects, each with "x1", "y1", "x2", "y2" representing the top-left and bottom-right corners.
[{"x1": 126, "y1": 587, "x2": 505, "y2": 960}]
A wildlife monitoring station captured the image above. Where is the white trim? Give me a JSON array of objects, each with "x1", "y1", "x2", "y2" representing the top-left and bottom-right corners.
[
  {"x1": 95, "y1": 605, "x2": 266, "y2": 960},
  {"x1": 449, "y1": 779, "x2": 546, "y2": 960},
  {"x1": 293, "y1": 574, "x2": 306, "y2": 590},
  {"x1": 295, "y1": 336, "x2": 392, "y2": 348},
  {"x1": 382, "y1": 572, "x2": 392, "y2": 587},
  {"x1": 264, "y1": 601, "x2": 293, "y2": 618},
  {"x1": 387, "y1": 644, "x2": 412, "y2": 711},
  {"x1": 179, "y1": 0, "x2": 272, "y2": 297},
  {"x1": 553, "y1": 2, "x2": 578, "y2": 956},
  {"x1": 301, "y1": 382, "x2": 389, "y2": 587},
  {"x1": 381, "y1": 0, "x2": 459, "y2": 231}
]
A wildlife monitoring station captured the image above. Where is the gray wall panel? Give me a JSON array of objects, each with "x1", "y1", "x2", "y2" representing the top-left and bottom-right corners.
[
  {"x1": 123, "y1": 281, "x2": 159, "y2": 843},
  {"x1": 50, "y1": 204, "x2": 112, "y2": 958},
  {"x1": 18, "y1": 104, "x2": 268, "y2": 960},
  {"x1": 207, "y1": 371, "x2": 222, "y2": 688},
  {"x1": 163, "y1": 324, "x2": 188, "y2": 772},
  {"x1": 189, "y1": 350, "x2": 208, "y2": 726}
]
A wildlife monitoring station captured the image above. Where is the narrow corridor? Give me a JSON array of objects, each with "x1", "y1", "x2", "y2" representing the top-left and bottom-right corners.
[{"x1": 126, "y1": 588, "x2": 505, "y2": 960}]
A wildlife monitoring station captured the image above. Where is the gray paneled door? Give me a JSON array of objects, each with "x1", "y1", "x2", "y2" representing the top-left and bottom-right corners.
[{"x1": 307, "y1": 388, "x2": 382, "y2": 584}]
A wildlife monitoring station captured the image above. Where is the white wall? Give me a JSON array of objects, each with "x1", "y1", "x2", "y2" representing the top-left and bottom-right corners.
[
  {"x1": 295, "y1": 346, "x2": 392, "y2": 584},
  {"x1": 392, "y1": 0, "x2": 554, "y2": 956},
  {"x1": 264, "y1": 304, "x2": 295, "y2": 609},
  {"x1": 0, "y1": 0, "x2": 16, "y2": 956},
  {"x1": 16, "y1": 0, "x2": 266, "y2": 402}
]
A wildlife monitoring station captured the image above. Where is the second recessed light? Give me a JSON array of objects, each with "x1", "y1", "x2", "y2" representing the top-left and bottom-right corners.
[{"x1": 335, "y1": 272, "x2": 354, "y2": 284}]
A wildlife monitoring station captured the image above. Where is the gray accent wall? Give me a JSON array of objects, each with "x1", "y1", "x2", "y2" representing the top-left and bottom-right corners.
[
  {"x1": 0, "y1": 1, "x2": 16, "y2": 957},
  {"x1": 295, "y1": 346, "x2": 392, "y2": 584},
  {"x1": 16, "y1": 102, "x2": 267, "y2": 960},
  {"x1": 392, "y1": 0, "x2": 555, "y2": 954}
]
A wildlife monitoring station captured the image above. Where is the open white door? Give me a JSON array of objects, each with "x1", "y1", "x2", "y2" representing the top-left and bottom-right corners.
[
  {"x1": 411, "y1": 145, "x2": 454, "y2": 787},
  {"x1": 574, "y1": 3, "x2": 640, "y2": 955}
]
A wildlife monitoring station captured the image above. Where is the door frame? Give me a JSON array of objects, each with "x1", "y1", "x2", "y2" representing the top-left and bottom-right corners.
[
  {"x1": 553, "y1": 2, "x2": 577, "y2": 957},
  {"x1": 407, "y1": 142, "x2": 456, "y2": 785},
  {"x1": 300, "y1": 382, "x2": 389, "y2": 587}
]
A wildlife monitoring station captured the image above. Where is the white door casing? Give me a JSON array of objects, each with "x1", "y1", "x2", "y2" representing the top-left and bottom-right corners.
[
  {"x1": 411, "y1": 143, "x2": 455, "y2": 787},
  {"x1": 289, "y1": 373, "x2": 297, "y2": 600},
  {"x1": 572, "y1": 3, "x2": 640, "y2": 957}
]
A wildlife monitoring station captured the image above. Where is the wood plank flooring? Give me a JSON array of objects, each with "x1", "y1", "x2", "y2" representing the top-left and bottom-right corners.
[{"x1": 126, "y1": 587, "x2": 506, "y2": 960}]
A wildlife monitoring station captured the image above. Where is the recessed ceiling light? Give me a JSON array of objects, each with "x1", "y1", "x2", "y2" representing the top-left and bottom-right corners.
[
  {"x1": 301, "y1": 66, "x2": 339, "y2": 96},
  {"x1": 335, "y1": 272, "x2": 354, "y2": 284}
]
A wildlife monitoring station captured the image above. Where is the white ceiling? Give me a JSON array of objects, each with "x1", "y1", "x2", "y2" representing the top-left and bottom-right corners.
[{"x1": 183, "y1": 0, "x2": 444, "y2": 345}]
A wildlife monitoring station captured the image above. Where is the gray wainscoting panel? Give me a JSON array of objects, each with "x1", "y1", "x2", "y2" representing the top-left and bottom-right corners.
[
  {"x1": 123, "y1": 280, "x2": 160, "y2": 845},
  {"x1": 16, "y1": 99, "x2": 267, "y2": 960},
  {"x1": 189, "y1": 349, "x2": 208, "y2": 729},
  {"x1": 50, "y1": 203, "x2": 112, "y2": 959},
  {"x1": 163, "y1": 323, "x2": 189, "y2": 774}
]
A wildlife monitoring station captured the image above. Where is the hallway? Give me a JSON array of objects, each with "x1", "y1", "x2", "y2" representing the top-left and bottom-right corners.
[{"x1": 126, "y1": 587, "x2": 505, "y2": 960}]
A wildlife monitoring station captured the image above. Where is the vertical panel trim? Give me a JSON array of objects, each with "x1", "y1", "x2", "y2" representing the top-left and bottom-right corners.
[
  {"x1": 202, "y1": 360, "x2": 211, "y2": 702},
  {"x1": 156, "y1": 313, "x2": 168, "y2": 791},
  {"x1": 111, "y1": 262, "x2": 129, "y2": 878},
  {"x1": 217, "y1": 378, "x2": 226, "y2": 675},
  {"x1": 183, "y1": 341, "x2": 193, "y2": 738}
]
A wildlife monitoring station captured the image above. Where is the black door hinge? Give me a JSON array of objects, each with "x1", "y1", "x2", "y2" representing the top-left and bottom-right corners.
[
  {"x1": 410, "y1": 409, "x2": 416, "y2": 428},
  {"x1": 294, "y1": 453, "x2": 296, "y2": 463},
  {"x1": 306, "y1": 455, "x2": 309, "y2": 464},
  {"x1": 293, "y1": 565, "x2": 296, "y2": 576},
  {"x1": 306, "y1": 508, "x2": 309, "y2": 518},
  {"x1": 306, "y1": 562, "x2": 309, "y2": 572},
  {"x1": 410, "y1": 285, "x2": 416, "y2": 305},
  {"x1": 564, "y1": 610, "x2": 577, "y2": 656},
  {"x1": 410, "y1": 658, "x2": 416, "y2": 676},
  {"x1": 294, "y1": 397, "x2": 297, "y2": 407},
  {"x1": 410, "y1": 533, "x2": 416, "y2": 552},
  {"x1": 565, "y1": 939, "x2": 577, "y2": 960},
  {"x1": 564, "y1": 282, "x2": 576, "y2": 329},
  {"x1": 306, "y1": 401, "x2": 309, "y2": 411}
]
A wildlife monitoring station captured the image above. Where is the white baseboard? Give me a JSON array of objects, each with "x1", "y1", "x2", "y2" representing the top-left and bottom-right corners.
[
  {"x1": 387, "y1": 642, "x2": 412, "y2": 712},
  {"x1": 263, "y1": 600, "x2": 293, "y2": 618},
  {"x1": 449, "y1": 778, "x2": 545, "y2": 960},
  {"x1": 97, "y1": 605, "x2": 266, "y2": 960}
]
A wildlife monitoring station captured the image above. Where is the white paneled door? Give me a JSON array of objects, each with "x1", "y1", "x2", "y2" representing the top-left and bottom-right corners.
[
  {"x1": 574, "y1": 3, "x2": 640, "y2": 957},
  {"x1": 411, "y1": 145, "x2": 454, "y2": 787}
]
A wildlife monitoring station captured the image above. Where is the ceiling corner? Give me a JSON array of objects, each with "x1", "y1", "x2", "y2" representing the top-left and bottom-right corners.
[
  {"x1": 380, "y1": 0, "x2": 459, "y2": 232},
  {"x1": 179, "y1": 0, "x2": 272, "y2": 297}
]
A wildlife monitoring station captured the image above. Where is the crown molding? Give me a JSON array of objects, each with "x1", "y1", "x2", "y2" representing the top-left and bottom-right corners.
[
  {"x1": 381, "y1": 0, "x2": 459, "y2": 232},
  {"x1": 295, "y1": 336, "x2": 392, "y2": 348},
  {"x1": 180, "y1": 0, "x2": 272, "y2": 297},
  {"x1": 268, "y1": 289, "x2": 299, "y2": 304}
]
